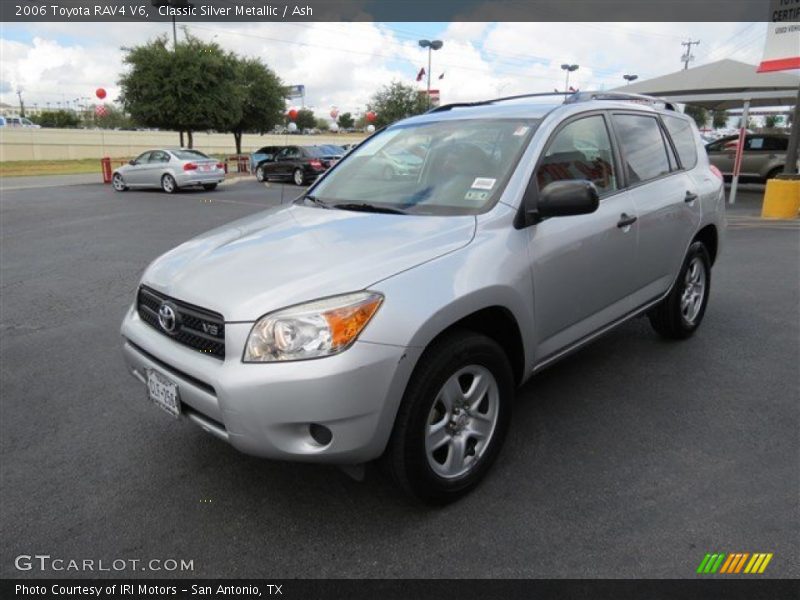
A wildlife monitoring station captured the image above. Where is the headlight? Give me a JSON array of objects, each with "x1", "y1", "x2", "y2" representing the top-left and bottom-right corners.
[{"x1": 243, "y1": 291, "x2": 383, "y2": 362}]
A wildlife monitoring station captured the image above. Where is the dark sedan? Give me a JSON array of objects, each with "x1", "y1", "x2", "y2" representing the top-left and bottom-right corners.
[{"x1": 257, "y1": 146, "x2": 332, "y2": 185}]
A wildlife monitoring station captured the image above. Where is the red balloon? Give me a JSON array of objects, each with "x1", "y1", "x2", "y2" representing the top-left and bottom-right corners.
[
  {"x1": 366, "y1": 111, "x2": 377, "y2": 123},
  {"x1": 287, "y1": 108, "x2": 298, "y2": 120},
  {"x1": 330, "y1": 107, "x2": 339, "y2": 119},
  {"x1": 95, "y1": 104, "x2": 108, "y2": 117},
  {"x1": 96, "y1": 88, "x2": 107, "y2": 100}
]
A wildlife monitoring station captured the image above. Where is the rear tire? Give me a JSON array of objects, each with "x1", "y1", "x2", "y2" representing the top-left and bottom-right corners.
[
  {"x1": 292, "y1": 168, "x2": 305, "y2": 186},
  {"x1": 161, "y1": 173, "x2": 178, "y2": 194},
  {"x1": 765, "y1": 166, "x2": 783, "y2": 181},
  {"x1": 648, "y1": 241, "x2": 711, "y2": 339},
  {"x1": 385, "y1": 330, "x2": 513, "y2": 505},
  {"x1": 202, "y1": 183, "x2": 218, "y2": 191}
]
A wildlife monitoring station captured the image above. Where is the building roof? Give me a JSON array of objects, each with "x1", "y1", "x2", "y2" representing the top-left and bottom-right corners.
[{"x1": 612, "y1": 59, "x2": 800, "y2": 109}]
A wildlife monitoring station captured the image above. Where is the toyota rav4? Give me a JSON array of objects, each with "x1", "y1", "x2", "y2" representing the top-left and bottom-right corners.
[{"x1": 121, "y1": 92, "x2": 725, "y2": 503}]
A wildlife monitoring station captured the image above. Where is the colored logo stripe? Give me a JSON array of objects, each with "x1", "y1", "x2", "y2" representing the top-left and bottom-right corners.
[{"x1": 698, "y1": 552, "x2": 773, "y2": 574}]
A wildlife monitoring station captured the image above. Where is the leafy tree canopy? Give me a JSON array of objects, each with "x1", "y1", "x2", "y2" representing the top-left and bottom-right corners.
[{"x1": 367, "y1": 81, "x2": 429, "y2": 128}]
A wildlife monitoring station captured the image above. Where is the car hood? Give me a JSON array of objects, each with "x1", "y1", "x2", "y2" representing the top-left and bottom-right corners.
[{"x1": 142, "y1": 204, "x2": 476, "y2": 321}]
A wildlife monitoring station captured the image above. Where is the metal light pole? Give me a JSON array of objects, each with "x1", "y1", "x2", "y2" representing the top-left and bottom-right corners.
[
  {"x1": 560, "y1": 64, "x2": 579, "y2": 99},
  {"x1": 16, "y1": 89, "x2": 25, "y2": 117},
  {"x1": 419, "y1": 39, "x2": 443, "y2": 105},
  {"x1": 623, "y1": 74, "x2": 638, "y2": 85}
]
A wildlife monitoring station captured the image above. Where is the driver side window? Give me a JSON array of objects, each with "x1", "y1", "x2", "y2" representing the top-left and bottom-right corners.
[
  {"x1": 134, "y1": 152, "x2": 152, "y2": 164},
  {"x1": 536, "y1": 115, "x2": 617, "y2": 196}
]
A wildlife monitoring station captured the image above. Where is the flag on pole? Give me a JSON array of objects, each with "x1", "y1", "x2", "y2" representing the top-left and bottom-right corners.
[{"x1": 416, "y1": 67, "x2": 426, "y2": 82}]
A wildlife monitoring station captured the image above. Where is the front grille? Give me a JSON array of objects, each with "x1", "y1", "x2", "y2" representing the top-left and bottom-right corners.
[{"x1": 137, "y1": 286, "x2": 226, "y2": 359}]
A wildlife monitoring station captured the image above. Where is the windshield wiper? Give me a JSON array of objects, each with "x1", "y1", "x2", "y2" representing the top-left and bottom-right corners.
[
  {"x1": 330, "y1": 202, "x2": 408, "y2": 215},
  {"x1": 301, "y1": 194, "x2": 330, "y2": 209}
]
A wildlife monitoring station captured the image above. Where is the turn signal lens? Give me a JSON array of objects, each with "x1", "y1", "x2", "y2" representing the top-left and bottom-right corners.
[
  {"x1": 243, "y1": 292, "x2": 383, "y2": 362},
  {"x1": 183, "y1": 162, "x2": 198, "y2": 171}
]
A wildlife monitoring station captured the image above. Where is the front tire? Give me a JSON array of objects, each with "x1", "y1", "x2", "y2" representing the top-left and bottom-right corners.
[
  {"x1": 161, "y1": 173, "x2": 178, "y2": 194},
  {"x1": 255, "y1": 164, "x2": 267, "y2": 182},
  {"x1": 111, "y1": 173, "x2": 127, "y2": 192},
  {"x1": 385, "y1": 331, "x2": 513, "y2": 504},
  {"x1": 648, "y1": 241, "x2": 711, "y2": 339},
  {"x1": 292, "y1": 168, "x2": 305, "y2": 186}
]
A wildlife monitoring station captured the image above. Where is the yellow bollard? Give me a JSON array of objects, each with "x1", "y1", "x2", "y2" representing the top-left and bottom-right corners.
[{"x1": 761, "y1": 179, "x2": 800, "y2": 219}]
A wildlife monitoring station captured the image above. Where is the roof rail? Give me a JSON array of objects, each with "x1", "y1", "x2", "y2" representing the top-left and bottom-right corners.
[
  {"x1": 565, "y1": 91, "x2": 676, "y2": 111},
  {"x1": 427, "y1": 90, "x2": 676, "y2": 114},
  {"x1": 428, "y1": 91, "x2": 573, "y2": 113}
]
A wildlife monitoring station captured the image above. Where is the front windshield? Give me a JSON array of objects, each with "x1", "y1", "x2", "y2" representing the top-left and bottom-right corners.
[{"x1": 310, "y1": 118, "x2": 539, "y2": 215}]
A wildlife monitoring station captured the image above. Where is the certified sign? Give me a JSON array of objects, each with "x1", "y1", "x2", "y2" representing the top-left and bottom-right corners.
[{"x1": 758, "y1": 0, "x2": 800, "y2": 72}]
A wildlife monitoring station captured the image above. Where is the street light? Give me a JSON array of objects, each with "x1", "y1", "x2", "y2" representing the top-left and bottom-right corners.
[
  {"x1": 560, "y1": 63, "x2": 579, "y2": 98},
  {"x1": 419, "y1": 39, "x2": 443, "y2": 105},
  {"x1": 151, "y1": 0, "x2": 193, "y2": 50},
  {"x1": 623, "y1": 74, "x2": 638, "y2": 85}
]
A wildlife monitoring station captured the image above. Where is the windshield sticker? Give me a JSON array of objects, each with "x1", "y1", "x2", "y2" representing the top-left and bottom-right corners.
[
  {"x1": 471, "y1": 177, "x2": 496, "y2": 190},
  {"x1": 513, "y1": 126, "x2": 530, "y2": 136},
  {"x1": 465, "y1": 190, "x2": 490, "y2": 202}
]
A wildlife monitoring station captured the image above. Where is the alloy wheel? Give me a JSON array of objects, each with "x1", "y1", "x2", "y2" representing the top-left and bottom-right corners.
[
  {"x1": 425, "y1": 365, "x2": 500, "y2": 479},
  {"x1": 680, "y1": 256, "x2": 706, "y2": 324}
]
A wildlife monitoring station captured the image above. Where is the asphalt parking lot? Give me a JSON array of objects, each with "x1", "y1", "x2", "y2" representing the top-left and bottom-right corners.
[{"x1": 1, "y1": 178, "x2": 798, "y2": 579}]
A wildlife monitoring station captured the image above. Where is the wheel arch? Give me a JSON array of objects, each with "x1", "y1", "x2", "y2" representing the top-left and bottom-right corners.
[
  {"x1": 409, "y1": 304, "x2": 528, "y2": 387},
  {"x1": 693, "y1": 224, "x2": 718, "y2": 265}
]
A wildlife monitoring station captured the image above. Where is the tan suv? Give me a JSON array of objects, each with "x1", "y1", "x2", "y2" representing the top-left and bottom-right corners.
[{"x1": 706, "y1": 133, "x2": 790, "y2": 182}]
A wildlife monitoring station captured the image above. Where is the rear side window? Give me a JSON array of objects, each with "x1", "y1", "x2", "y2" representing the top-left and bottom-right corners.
[
  {"x1": 763, "y1": 136, "x2": 789, "y2": 152},
  {"x1": 613, "y1": 114, "x2": 671, "y2": 184},
  {"x1": 663, "y1": 115, "x2": 698, "y2": 169}
]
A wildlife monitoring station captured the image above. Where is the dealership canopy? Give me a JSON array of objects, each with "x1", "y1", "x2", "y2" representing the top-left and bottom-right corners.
[{"x1": 612, "y1": 59, "x2": 800, "y2": 109}]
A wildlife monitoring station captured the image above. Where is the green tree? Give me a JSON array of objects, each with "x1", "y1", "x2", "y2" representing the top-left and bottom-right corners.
[
  {"x1": 765, "y1": 115, "x2": 779, "y2": 129},
  {"x1": 288, "y1": 108, "x2": 316, "y2": 130},
  {"x1": 712, "y1": 110, "x2": 727, "y2": 129},
  {"x1": 31, "y1": 110, "x2": 81, "y2": 128},
  {"x1": 228, "y1": 57, "x2": 285, "y2": 154},
  {"x1": 367, "y1": 81, "x2": 429, "y2": 128},
  {"x1": 683, "y1": 105, "x2": 708, "y2": 128},
  {"x1": 315, "y1": 117, "x2": 330, "y2": 131},
  {"x1": 337, "y1": 112, "x2": 354, "y2": 129},
  {"x1": 118, "y1": 33, "x2": 241, "y2": 147}
]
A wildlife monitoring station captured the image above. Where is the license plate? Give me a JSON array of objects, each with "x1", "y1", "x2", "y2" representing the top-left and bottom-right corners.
[
  {"x1": 146, "y1": 369, "x2": 180, "y2": 417},
  {"x1": 200, "y1": 164, "x2": 212, "y2": 171}
]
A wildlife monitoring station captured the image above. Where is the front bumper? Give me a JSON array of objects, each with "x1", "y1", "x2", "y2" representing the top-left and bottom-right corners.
[{"x1": 120, "y1": 304, "x2": 418, "y2": 464}]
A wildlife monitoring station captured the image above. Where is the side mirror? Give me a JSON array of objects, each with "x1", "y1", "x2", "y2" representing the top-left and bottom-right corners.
[
  {"x1": 536, "y1": 180, "x2": 599, "y2": 219},
  {"x1": 128, "y1": 160, "x2": 137, "y2": 166}
]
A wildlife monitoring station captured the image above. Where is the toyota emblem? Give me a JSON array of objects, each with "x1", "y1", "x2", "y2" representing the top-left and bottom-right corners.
[{"x1": 157, "y1": 302, "x2": 178, "y2": 334}]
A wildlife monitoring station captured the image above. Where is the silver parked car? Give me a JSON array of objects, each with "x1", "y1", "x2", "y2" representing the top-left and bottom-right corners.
[
  {"x1": 112, "y1": 148, "x2": 225, "y2": 193},
  {"x1": 121, "y1": 92, "x2": 725, "y2": 503},
  {"x1": 706, "y1": 133, "x2": 790, "y2": 182}
]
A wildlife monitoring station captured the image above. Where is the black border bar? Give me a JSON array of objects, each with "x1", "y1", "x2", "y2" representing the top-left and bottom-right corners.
[
  {"x1": 1, "y1": 0, "x2": 776, "y2": 23},
  {"x1": 3, "y1": 579, "x2": 800, "y2": 600}
]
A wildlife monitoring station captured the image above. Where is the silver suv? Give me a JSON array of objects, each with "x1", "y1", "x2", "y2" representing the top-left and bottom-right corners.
[{"x1": 121, "y1": 92, "x2": 725, "y2": 503}]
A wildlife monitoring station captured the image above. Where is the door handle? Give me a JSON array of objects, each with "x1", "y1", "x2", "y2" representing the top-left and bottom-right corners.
[
  {"x1": 684, "y1": 191, "x2": 699, "y2": 203},
  {"x1": 617, "y1": 213, "x2": 637, "y2": 228}
]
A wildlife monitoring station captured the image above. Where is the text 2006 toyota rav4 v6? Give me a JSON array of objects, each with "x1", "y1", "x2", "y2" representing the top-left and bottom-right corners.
[{"x1": 122, "y1": 92, "x2": 725, "y2": 503}]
